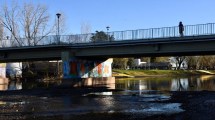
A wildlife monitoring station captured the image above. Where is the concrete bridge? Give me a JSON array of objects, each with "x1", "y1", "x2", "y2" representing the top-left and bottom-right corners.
[
  {"x1": 1, "y1": 23, "x2": 215, "y2": 78},
  {"x1": 0, "y1": 35, "x2": 215, "y2": 61}
]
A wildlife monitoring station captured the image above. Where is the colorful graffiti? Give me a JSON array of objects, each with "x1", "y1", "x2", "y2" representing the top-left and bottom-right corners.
[{"x1": 63, "y1": 58, "x2": 112, "y2": 78}]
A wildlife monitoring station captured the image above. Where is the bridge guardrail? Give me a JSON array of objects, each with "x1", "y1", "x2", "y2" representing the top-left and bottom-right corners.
[{"x1": 1, "y1": 23, "x2": 215, "y2": 47}]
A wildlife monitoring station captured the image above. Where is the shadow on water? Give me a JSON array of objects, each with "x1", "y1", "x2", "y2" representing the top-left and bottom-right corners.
[{"x1": 0, "y1": 75, "x2": 215, "y2": 119}]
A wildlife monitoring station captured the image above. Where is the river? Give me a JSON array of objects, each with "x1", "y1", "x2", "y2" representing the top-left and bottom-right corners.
[{"x1": 0, "y1": 75, "x2": 215, "y2": 119}]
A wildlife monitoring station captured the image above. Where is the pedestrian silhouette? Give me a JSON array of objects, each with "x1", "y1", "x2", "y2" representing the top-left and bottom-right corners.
[{"x1": 179, "y1": 21, "x2": 184, "y2": 37}]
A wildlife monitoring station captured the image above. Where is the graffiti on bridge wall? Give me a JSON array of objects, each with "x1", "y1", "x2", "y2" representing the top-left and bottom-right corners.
[{"x1": 63, "y1": 58, "x2": 112, "y2": 78}]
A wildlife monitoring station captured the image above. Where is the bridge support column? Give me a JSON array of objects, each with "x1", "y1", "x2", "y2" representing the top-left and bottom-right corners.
[
  {"x1": 61, "y1": 52, "x2": 113, "y2": 79},
  {"x1": 0, "y1": 63, "x2": 9, "y2": 86}
]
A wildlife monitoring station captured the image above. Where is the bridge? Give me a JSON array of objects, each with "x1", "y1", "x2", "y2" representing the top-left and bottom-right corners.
[
  {"x1": 1, "y1": 23, "x2": 215, "y2": 78},
  {"x1": 1, "y1": 23, "x2": 215, "y2": 62}
]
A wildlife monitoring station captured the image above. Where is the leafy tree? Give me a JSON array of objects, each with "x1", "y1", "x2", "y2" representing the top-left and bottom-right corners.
[
  {"x1": 141, "y1": 57, "x2": 169, "y2": 63},
  {"x1": 185, "y1": 56, "x2": 199, "y2": 69},
  {"x1": 127, "y1": 58, "x2": 136, "y2": 68},
  {"x1": 113, "y1": 58, "x2": 128, "y2": 69},
  {"x1": 90, "y1": 31, "x2": 114, "y2": 42}
]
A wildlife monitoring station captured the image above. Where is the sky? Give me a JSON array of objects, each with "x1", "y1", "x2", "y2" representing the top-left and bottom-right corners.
[{"x1": 1, "y1": 0, "x2": 215, "y2": 34}]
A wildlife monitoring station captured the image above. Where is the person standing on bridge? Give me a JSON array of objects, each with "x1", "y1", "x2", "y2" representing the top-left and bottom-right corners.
[{"x1": 179, "y1": 21, "x2": 184, "y2": 37}]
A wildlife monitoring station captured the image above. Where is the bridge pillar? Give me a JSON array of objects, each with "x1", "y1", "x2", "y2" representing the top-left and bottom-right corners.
[{"x1": 61, "y1": 52, "x2": 113, "y2": 78}]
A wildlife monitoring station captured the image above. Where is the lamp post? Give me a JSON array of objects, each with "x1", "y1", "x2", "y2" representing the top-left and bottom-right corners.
[
  {"x1": 56, "y1": 13, "x2": 61, "y2": 77},
  {"x1": 106, "y1": 26, "x2": 110, "y2": 41},
  {"x1": 56, "y1": 13, "x2": 61, "y2": 44}
]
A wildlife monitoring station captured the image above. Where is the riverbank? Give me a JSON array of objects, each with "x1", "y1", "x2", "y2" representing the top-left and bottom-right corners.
[{"x1": 113, "y1": 69, "x2": 215, "y2": 78}]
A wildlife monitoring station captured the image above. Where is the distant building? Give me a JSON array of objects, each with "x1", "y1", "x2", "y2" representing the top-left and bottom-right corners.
[
  {"x1": 134, "y1": 59, "x2": 146, "y2": 66},
  {"x1": 134, "y1": 58, "x2": 187, "y2": 70},
  {"x1": 134, "y1": 59, "x2": 171, "y2": 70}
]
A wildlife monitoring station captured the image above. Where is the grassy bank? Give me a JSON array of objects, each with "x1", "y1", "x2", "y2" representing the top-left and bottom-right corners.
[{"x1": 113, "y1": 69, "x2": 215, "y2": 78}]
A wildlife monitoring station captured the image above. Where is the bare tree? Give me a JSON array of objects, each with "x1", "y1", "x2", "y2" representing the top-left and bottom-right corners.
[
  {"x1": 187, "y1": 55, "x2": 215, "y2": 70},
  {"x1": 0, "y1": 2, "x2": 21, "y2": 46},
  {"x1": 80, "y1": 22, "x2": 92, "y2": 42},
  {"x1": 0, "y1": 19, "x2": 3, "y2": 47},
  {"x1": 0, "y1": 19, "x2": 3, "y2": 40},
  {"x1": 81, "y1": 22, "x2": 91, "y2": 34},
  {"x1": 185, "y1": 56, "x2": 198, "y2": 69},
  {"x1": 175, "y1": 56, "x2": 186, "y2": 70},
  {"x1": 20, "y1": 3, "x2": 53, "y2": 46},
  {"x1": 0, "y1": 2, "x2": 54, "y2": 46}
]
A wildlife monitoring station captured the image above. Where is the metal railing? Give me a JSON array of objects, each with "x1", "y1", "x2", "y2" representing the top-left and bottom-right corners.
[{"x1": 1, "y1": 23, "x2": 215, "y2": 47}]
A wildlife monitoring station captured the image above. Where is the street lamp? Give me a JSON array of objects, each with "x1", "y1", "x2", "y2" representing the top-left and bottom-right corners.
[
  {"x1": 56, "y1": 13, "x2": 61, "y2": 44},
  {"x1": 56, "y1": 13, "x2": 61, "y2": 77},
  {"x1": 106, "y1": 26, "x2": 110, "y2": 41}
]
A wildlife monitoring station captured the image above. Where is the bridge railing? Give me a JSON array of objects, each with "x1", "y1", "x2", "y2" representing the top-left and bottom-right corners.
[
  {"x1": 1, "y1": 23, "x2": 215, "y2": 47},
  {"x1": 109, "y1": 23, "x2": 215, "y2": 40}
]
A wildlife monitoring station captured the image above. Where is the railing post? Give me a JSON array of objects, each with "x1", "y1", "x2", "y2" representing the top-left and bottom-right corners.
[
  {"x1": 121, "y1": 31, "x2": 123, "y2": 40},
  {"x1": 162, "y1": 28, "x2": 164, "y2": 38},
  {"x1": 213, "y1": 23, "x2": 214, "y2": 34},
  {"x1": 132, "y1": 30, "x2": 134, "y2": 40},
  {"x1": 197, "y1": 25, "x2": 199, "y2": 35},
  {"x1": 151, "y1": 28, "x2": 153, "y2": 38},
  {"x1": 174, "y1": 27, "x2": 175, "y2": 37}
]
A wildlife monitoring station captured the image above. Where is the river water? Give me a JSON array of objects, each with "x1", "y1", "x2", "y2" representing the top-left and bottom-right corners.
[{"x1": 0, "y1": 75, "x2": 215, "y2": 119}]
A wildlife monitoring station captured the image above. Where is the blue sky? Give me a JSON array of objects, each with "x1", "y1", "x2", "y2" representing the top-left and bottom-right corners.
[{"x1": 1, "y1": 0, "x2": 215, "y2": 34}]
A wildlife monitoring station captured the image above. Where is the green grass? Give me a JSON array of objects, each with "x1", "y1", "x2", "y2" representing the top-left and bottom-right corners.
[{"x1": 113, "y1": 69, "x2": 215, "y2": 77}]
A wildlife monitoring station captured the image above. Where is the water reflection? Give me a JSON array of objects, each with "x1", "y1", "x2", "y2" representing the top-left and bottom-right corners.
[
  {"x1": 0, "y1": 76, "x2": 200, "y2": 119},
  {"x1": 171, "y1": 78, "x2": 189, "y2": 91},
  {"x1": 70, "y1": 77, "x2": 115, "y2": 89},
  {"x1": 1, "y1": 75, "x2": 215, "y2": 92},
  {"x1": 0, "y1": 77, "x2": 9, "y2": 91},
  {"x1": 116, "y1": 75, "x2": 215, "y2": 91},
  {"x1": 8, "y1": 80, "x2": 22, "y2": 90}
]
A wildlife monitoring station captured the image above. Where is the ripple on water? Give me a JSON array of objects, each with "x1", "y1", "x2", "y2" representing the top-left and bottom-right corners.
[{"x1": 123, "y1": 103, "x2": 184, "y2": 116}]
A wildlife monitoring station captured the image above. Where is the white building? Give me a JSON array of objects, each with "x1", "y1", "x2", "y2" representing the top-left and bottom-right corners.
[{"x1": 134, "y1": 59, "x2": 146, "y2": 66}]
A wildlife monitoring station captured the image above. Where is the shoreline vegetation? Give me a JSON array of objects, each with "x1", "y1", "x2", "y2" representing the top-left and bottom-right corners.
[{"x1": 113, "y1": 69, "x2": 215, "y2": 78}]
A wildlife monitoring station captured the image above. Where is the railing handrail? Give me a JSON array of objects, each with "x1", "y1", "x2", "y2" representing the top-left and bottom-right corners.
[{"x1": 1, "y1": 22, "x2": 215, "y2": 48}]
